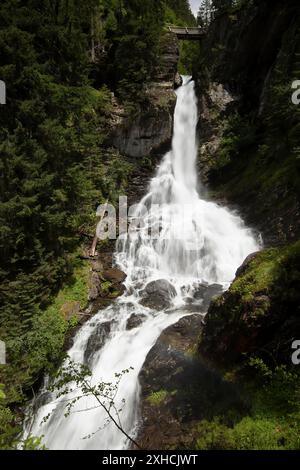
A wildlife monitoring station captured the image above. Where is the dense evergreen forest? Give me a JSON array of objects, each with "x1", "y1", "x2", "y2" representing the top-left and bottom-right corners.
[
  {"x1": 0, "y1": 0, "x2": 196, "y2": 448},
  {"x1": 0, "y1": 0, "x2": 299, "y2": 452}
]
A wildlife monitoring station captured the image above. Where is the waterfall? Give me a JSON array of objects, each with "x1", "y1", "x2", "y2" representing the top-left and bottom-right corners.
[{"x1": 23, "y1": 76, "x2": 260, "y2": 450}]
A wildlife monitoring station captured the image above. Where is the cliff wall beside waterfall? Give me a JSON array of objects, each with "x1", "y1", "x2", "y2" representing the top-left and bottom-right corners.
[
  {"x1": 110, "y1": 33, "x2": 179, "y2": 159},
  {"x1": 195, "y1": 0, "x2": 300, "y2": 246},
  {"x1": 194, "y1": 0, "x2": 300, "y2": 367}
]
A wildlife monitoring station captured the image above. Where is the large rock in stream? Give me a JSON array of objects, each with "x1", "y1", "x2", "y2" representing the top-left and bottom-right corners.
[
  {"x1": 84, "y1": 321, "x2": 114, "y2": 366},
  {"x1": 137, "y1": 314, "x2": 246, "y2": 450},
  {"x1": 140, "y1": 280, "x2": 177, "y2": 311}
]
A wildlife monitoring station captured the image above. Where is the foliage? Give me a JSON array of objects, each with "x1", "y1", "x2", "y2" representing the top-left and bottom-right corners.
[
  {"x1": 165, "y1": 0, "x2": 196, "y2": 26},
  {"x1": 0, "y1": 382, "x2": 46, "y2": 449},
  {"x1": 107, "y1": 0, "x2": 165, "y2": 103},
  {"x1": 39, "y1": 359, "x2": 139, "y2": 447},
  {"x1": 195, "y1": 362, "x2": 300, "y2": 450},
  {"x1": 146, "y1": 389, "x2": 168, "y2": 406},
  {"x1": 216, "y1": 113, "x2": 257, "y2": 169},
  {"x1": 202, "y1": 241, "x2": 300, "y2": 365},
  {"x1": 0, "y1": 0, "x2": 134, "y2": 446},
  {"x1": 197, "y1": 0, "x2": 253, "y2": 26},
  {"x1": 178, "y1": 41, "x2": 201, "y2": 75},
  {"x1": 0, "y1": 384, "x2": 17, "y2": 449},
  {"x1": 197, "y1": 0, "x2": 214, "y2": 26}
]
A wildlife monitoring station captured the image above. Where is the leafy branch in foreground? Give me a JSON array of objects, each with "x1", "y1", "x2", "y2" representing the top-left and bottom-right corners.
[{"x1": 44, "y1": 360, "x2": 141, "y2": 449}]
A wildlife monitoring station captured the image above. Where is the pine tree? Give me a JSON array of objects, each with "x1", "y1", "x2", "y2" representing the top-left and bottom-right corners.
[{"x1": 197, "y1": 0, "x2": 213, "y2": 26}]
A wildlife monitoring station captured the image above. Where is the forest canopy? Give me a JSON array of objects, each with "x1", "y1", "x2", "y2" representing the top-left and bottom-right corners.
[{"x1": 0, "y1": 0, "x2": 196, "y2": 448}]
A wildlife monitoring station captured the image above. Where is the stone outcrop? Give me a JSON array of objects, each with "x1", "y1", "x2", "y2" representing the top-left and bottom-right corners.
[
  {"x1": 192, "y1": 283, "x2": 223, "y2": 311},
  {"x1": 102, "y1": 267, "x2": 126, "y2": 284},
  {"x1": 88, "y1": 259, "x2": 127, "y2": 303},
  {"x1": 196, "y1": 0, "x2": 300, "y2": 245},
  {"x1": 197, "y1": 82, "x2": 235, "y2": 183},
  {"x1": 140, "y1": 279, "x2": 177, "y2": 311},
  {"x1": 201, "y1": 0, "x2": 298, "y2": 108},
  {"x1": 126, "y1": 314, "x2": 146, "y2": 330},
  {"x1": 137, "y1": 314, "x2": 245, "y2": 449},
  {"x1": 84, "y1": 320, "x2": 114, "y2": 366},
  {"x1": 199, "y1": 242, "x2": 300, "y2": 366},
  {"x1": 109, "y1": 33, "x2": 179, "y2": 158}
]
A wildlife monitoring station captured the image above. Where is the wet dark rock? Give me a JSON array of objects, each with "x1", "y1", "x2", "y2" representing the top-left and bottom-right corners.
[
  {"x1": 174, "y1": 72, "x2": 183, "y2": 89},
  {"x1": 126, "y1": 314, "x2": 147, "y2": 330},
  {"x1": 33, "y1": 391, "x2": 52, "y2": 413},
  {"x1": 84, "y1": 321, "x2": 113, "y2": 365},
  {"x1": 87, "y1": 265, "x2": 126, "y2": 302},
  {"x1": 137, "y1": 314, "x2": 246, "y2": 449},
  {"x1": 88, "y1": 298, "x2": 114, "y2": 317},
  {"x1": 109, "y1": 33, "x2": 179, "y2": 159},
  {"x1": 140, "y1": 279, "x2": 177, "y2": 311},
  {"x1": 193, "y1": 283, "x2": 223, "y2": 311}
]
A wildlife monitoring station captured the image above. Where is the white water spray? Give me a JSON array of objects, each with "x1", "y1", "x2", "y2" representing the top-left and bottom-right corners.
[{"x1": 24, "y1": 77, "x2": 260, "y2": 449}]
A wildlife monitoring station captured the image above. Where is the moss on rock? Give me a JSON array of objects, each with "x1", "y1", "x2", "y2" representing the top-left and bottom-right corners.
[
  {"x1": 146, "y1": 389, "x2": 168, "y2": 406},
  {"x1": 200, "y1": 241, "x2": 300, "y2": 365}
]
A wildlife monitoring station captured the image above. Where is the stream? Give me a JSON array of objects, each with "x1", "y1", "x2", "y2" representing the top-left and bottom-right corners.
[{"x1": 23, "y1": 76, "x2": 260, "y2": 450}]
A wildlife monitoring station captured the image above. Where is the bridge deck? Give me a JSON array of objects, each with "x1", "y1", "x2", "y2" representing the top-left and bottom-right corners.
[{"x1": 168, "y1": 26, "x2": 205, "y2": 40}]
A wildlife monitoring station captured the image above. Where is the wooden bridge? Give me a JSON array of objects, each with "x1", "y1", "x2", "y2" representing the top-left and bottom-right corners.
[{"x1": 168, "y1": 26, "x2": 206, "y2": 40}]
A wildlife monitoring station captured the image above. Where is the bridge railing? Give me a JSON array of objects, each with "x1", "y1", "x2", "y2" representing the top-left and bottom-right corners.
[{"x1": 166, "y1": 25, "x2": 206, "y2": 36}]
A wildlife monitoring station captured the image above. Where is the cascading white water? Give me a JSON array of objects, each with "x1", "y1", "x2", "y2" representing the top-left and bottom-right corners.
[{"x1": 24, "y1": 76, "x2": 260, "y2": 449}]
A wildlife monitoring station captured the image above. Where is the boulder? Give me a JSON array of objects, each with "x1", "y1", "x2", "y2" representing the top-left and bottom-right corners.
[
  {"x1": 103, "y1": 268, "x2": 126, "y2": 284},
  {"x1": 140, "y1": 280, "x2": 177, "y2": 310},
  {"x1": 193, "y1": 283, "x2": 223, "y2": 311},
  {"x1": 126, "y1": 314, "x2": 147, "y2": 330},
  {"x1": 235, "y1": 251, "x2": 260, "y2": 277},
  {"x1": 200, "y1": 243, "x2": 300, "y2": 365},
  {"x1": 174, "y1": 72, "x2": 183, "y2": 89},
  {"x1": 84, "y1": 321, "x2": 114, "y2": 366}
]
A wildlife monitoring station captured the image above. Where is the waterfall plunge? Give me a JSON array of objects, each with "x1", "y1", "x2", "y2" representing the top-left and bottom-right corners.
[
  {"x1": 116, "y1": 76, "x2": 258, "y2": 291},
  {"x1": 24, "y1": 76, "x2": 260, "y2": 449}
]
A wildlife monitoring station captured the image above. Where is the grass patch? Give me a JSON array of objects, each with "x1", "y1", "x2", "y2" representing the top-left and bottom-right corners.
[{"x1": 48, "y1": 260, "x2": 89, "y2": 320}]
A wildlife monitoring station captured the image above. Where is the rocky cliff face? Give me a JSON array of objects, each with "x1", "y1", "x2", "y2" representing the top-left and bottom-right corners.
[
  {"x1": 202, "y1": 0, "x2": 298, "y2": 109},
  {"x1": 109, "y1": 33, "x2": 179, "y2": 158},
  {"x1": 194, "y1": 0, "x2": 300, "y2": 380},
  {"x1": 195, "y1": 0, "x2": 300, "y2": 246}
]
